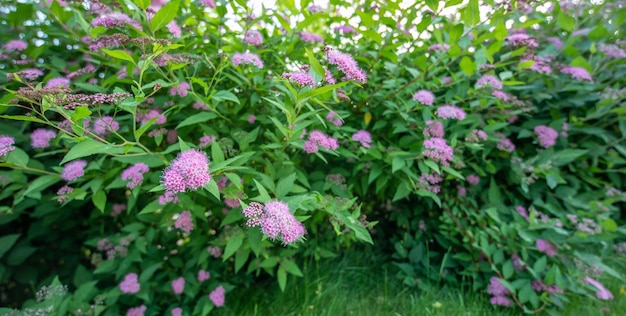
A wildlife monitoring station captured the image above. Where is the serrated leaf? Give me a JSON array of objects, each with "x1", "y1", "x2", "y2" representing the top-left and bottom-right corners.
[
  {"x1": 92, "y1": 190, "x2": 106, "y2": 213},
  {"x1": 222, "y1": 230, "x2": 244, "y2": 261},
  {"x1": 102, "y1": 49, "x2": 136, "y2": 66},
  {"x1": 60, "y1": 139, "x2": 112, "y2": 164},
  {"x1": 150, "y1": 0, "x2": 180, "y2": 32},
  {"x1": 276, "y1": 173, "x2": 296, "y2": 198}
]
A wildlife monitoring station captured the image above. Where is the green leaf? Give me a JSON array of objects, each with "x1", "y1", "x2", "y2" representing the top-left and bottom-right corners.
[
  {"x1": 176, "y1": 112, "x2": 217, "y2": 129},
  {"x1": 276, "y1": 173, "x2": 296, "y2": 198},
  {"x1": 211, "y1": 142, "x2": 224, "y2": 164},
  {"x1": 306, "y1": 48, "x2": 325, "y2": 79},
  {"x1": 5, "y1": 147, "x2": 30, "y2": 166},
  {"x1": 0, "y1": 234, "x2": 20, "y2": 258},
  {"x1": 503, "y1": 260, "x2": 514, "y2": 279},
  {"x1": 102, "y1": 49, "x2": 136, "y2": 66},
  {"x1": 7, "y1": 245, "x2": 37, "y2": 266},
  {"x1": 449, "y1": 24, "x2": 464, "y2": 42},
  {"x1": 253, "y1": 179, "x2": 272, "y2": 202},
  {"x1": 533, "y1": 256, "x2": 547, "y2": 274},
  {"x1": 277, "y1": 267, "x2": 287, "y2": 292},
  {"x1": 223, "y1": 230, "x2": 244, "y2": 261},
  {"x1": 150, "y1": 0, "x2": 180, "y2": 32},
  {"x1": 205, "y1": 180, "x2": 221, "y2": 201},
  {"x1": 426, "y1": 0, "x2": 439, "y2": 12},
  {"x1": 601, "y1": 218, "x2": 617, "y2": 232},
  {"x1": 281, "y1": 259, "x2": 303, "y2": 277},
  {"x1": 462, "y1": 0, "x2": 480, "y2": 26},
  {"x1": 556, "y1": 12, "x2": 575, "y2": 31},
  {"x1": 0, "y1": 115, "x2": 46, "y2": 124},
  {"x1": 488, "y1": 178, "x2": 501, "y2": 205},
  {"x1": 60, "y1": 139, "x2": 112, "y2": 164},
  {"x1": 460, "y1": 56, "x2": 476, "y2": 76},
  {"x1": 212, "y1": 90, "x2": 240, "y2": 105},
  {"x1": 519, "y1": 282, "x2": 533, "y2": 304},
  {"x1": 92, "y1": 190, "x2": 106, "y2": 213},
  {"x1": 234, "y1": 247, "x2": 250, "y2": 273},
  {"x1": 133, "y1": 0, "x2": 151, "y2": 9},
  {"x1": 554, "y1": 149, "x2": 587, "y2": 166}
]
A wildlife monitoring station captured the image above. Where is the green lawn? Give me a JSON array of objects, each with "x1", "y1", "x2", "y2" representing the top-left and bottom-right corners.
[{"x1": 216, "y1": 252, "x2": 626, "y2": 316}]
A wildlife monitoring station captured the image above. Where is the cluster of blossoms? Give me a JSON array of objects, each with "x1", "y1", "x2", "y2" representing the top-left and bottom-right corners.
[
  {"x1": 137, "y1": 109, "x2": 167, "y2": 125},
  {"x1": 418, "y1": 173, "x2": 443, "y2": 194},
  {"x1": 3, "y1": 39, "x2": 28, "y2": 51},
  {"x1": 167, "y1": 20, "x2": 181, "y2": 38},
  {"x1": 199, "y1": 135, "x2": 217, "y2": 148},
  {"x1": 423, "y1": 137, "x2": 453, "y2": 166},
  {"x1": 325, "y1": 49, "x2": 367, "y2": 83},
  {"x1": 282, "y1": 71, "x2": 315, "y2": 86},
  {"x1": 476, "y1": 74, "x2": 503, "y2": 90},
  {"x1": 326, "y1": 111, "x2": 343, "y2": 126},
  {"x1": 334, "y1": 25, "x2": 357, "y2": 34},
  {"x1": 58, "y1": 92, "x2": 131, "y2": 110},
  {"x1": 523, "y1": 55, "x2": 553, "y2": 74},
  {"x1": 92, "y1": 12, "x2": 142, "y2": 29},
  {"x1": 487, "y1": 277, "x2": 511, "y2": 307},
  {"x1": 242, "y1": 201, "x2": 306, "y2": 244},
  {"x1": 45, "y1": 77, "x2": 70, "y2": 89},
  {"x1": 30, "y1": 129, "x2": 56, "y2": 149},
  {"x1": 174, "y1": 211, "x2": 194, "y2": 233},
  {"x1": 598, "y1": 43, "x2": 626, "y2": 58},
  {"x1": 515, "y1": 205, "x2": 529, "y2": 220},
  {"x1": 534, "y1": 125, "x2": 558, "y2": 148},
  {"x1": 243, "y1": 30, "x2": 263, "y2": 45},
  {"x1": 505, "y1": 33, "x2": 539, "y2": 48},
  {"x1": 465, "y1": 129, "x2": 488, "y2": 143},
  {"x1": 160, "y1": 150, "x2": 211, "y2": 204},
  {"x1": 170, "y1": 82, "x2": 190, "y2": 97},
  {"x1": 436, "y1": 105, "x2": 466, "y2": 120},
  {"x1": 9, "y1": 68, "x2": 44, "y2": 80},
  {"x1": 303, "y1": 130, "x2": 339, "y2": 154},
  {"x1": 536, "y1": 239, "x2": 558, "y2": 257},
  {"x1": 299, "y1": 32, "x2": 324, "y2": 43},
  {"x1": 97, "y1": 235, "x2": 133, "y2": 260},
  {"x1": 121, "y1": 163, "x2": 150, "y2": 189},
  {"x1": 466, "y1": 175, "x2": 480, "y2": 185},
  {"x1": 61, "y1": 160, "x2": 88, "y2": 182},
  {"x1": 412, "y1": 89, "x2": 435, "y2": 105},
  {"x1": 119, "y1": 273, "x2": 140, "y2": 294},
  {"x1": 531, "y1": 280, "x2": 563, "y2": 294},
  {"x1": 428, "y1": 43, "x2": 450, "y2": 51},
  {"x1": 92, "y1": 116, "x2": 120, "y2": 137},
  {"x1": 561, "y1": 66, "x2": 593, "y2": 81},
  {"x1": 126, "y1": 305, "x2": 146, "y2": 316},
  {"x1": 171, "y1": 277, "x2": 185, "y2": 295},
  {"x1": 209, "y1": 285, "x2": 225, "y2": 307},
  {"x1": 56, "y1": 185, "x2": 73, "y2": 203},
  {"x1": 584, "y1": 277, "x2": 613, "y2": 300},
  {"x1": 423, "y1": 120, "x2": 444, "y2": 138},
  {"x1": 352, "y1": 130, "x2": 372, "y2": 148},
  {"x1": 496, "y1": 135, "x2": 516, "y2": 152},
  {"x1": 232, "y1": 52, "x2": 264, "y2": 68}
]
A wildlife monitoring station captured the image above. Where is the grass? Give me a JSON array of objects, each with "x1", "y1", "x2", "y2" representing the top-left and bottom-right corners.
[{"x1": 214, "y1": 251, "x2": 626, "y2": 316}]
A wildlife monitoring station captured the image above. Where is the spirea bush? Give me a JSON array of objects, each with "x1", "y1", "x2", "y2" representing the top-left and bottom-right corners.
[{"x1": 0, "y1": 0, "x2": 625, "y2": 315}]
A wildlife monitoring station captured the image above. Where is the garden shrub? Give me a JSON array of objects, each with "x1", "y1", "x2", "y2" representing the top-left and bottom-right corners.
[{"x1": 0, "y1": 0, "x2": 625, "y2": 315}]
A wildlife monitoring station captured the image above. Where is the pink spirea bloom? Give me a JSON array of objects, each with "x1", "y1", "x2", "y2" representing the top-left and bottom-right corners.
[
  {"x1": 352, "y1": 130, "x2": 372, "y2": 148},
  {"x1": 282, "y1": 71, "x2": 315, "y2": 86},
  {"x1": 61, "y1": 160, "x2": 88, "y2": 181},
  {"x1": 248, "y1": 114, "x2": 256, "y2": 124},
  {"x1": 598, "y1": 44, "x2": 626, "y2": 58},
  {"x1": 207, "y1": 246, "x2": 222, "y2": 258},
  {"x1": 419, "y1": 173, "x2": 443, "y2": 194},
  {"x1": 308, "y1": 4, "x2": 323, "y2": 13},
  {"x1": 523, "y1": 56, "x2": 553, "y2": 74},
  {"x1": 428, "y1": 43, "x2": 450, "y2": 51},
  {"x1": 232, "y1": 52, "x2": 264, "y2": 68},
  {"x1": 536, "y1": 239, "x2": 557, "y2": 257},
  {"x1": 56, "y1": 185, "x2": 73, "y2": 203},
  {"x1": 0, "y1": 136, "x2": 15, "y2": 157},
  {"x1": 457, "y1": 185, "x2": 467, "y2": 197},
  {"x1": 14, "y1": 68, "x2": 44, "y2": 80},
  {"x1": 584, "y1": 277, "x2": 614, "y2": 300},
  {"x1": 490, "y1": 296, "x2": 511, "y2": 307},
  {"x1": 121, "y1": 163, "x2": 149, "y2": 189},
  {"x1": 413, "y1": 90, "x2": 435, "y2": 105},
  {"x1": 93, "y1": 116, "x2": 120, "y2": 136},
  {"x1": 436, "y1": 105, "x2": 466, "y2": 120},
  {"x1": 126, "y1": 305, "x2": 146, "y2": 316},
  {"x1": 167, "y1": 21, "x2": 182, "y2": 38},
  {"x1": 497, "y1": 137, "x2": 515, "y2": 152},
  {"x1": 45, "y1": 77, "x2": 70, "y2": 88},
  {"x1": 199, "y1": 0, "x2": 215, "y2": 8},
  {"x1": 547, "y1": 37, "x2": 563, "y2": 50},
  {"x1": 174, "y1": 211, "x2": 194, "y2": 233},
  {"x1": 138, "y1": 109, "x2": 166, "y2": 125},
  {"x1": 334, "y1": 25, "x2": 357, "y2": 34},
  {"x1": 506, "y1": 33, "x2": 538, "y2": 48},
  {"x1": 534, "y1": 125, "x2": 558, "y2": 148},
  {"x1": 198, "y1": 269, "x2": 210, "y2": 282},
  {"x1": 324, "y1": 67, "x2": 336, "y2": 84},
  {"x1": 466, "y1": 175, "x2": 480, "y2": 185},
  {"x1": 242, "y1": 201, "x2": 307, "y2": 244},
  {"x1": 111, "y1": 203, "x2": 126, "y2": 217},
  {"x1": 170, "y1": 82, "x2": 191, "y2": 97},
  {"x1": 193, "y1": 102, "x2": 209, "y2": 110},
  {"x1": 171, "y1": 308, "x2": 182, "y2": 316},
  {"x1": 325, "y1": 49, "x2": 367, "y2": 83},
  {"x1": 209, "y1": 285, "x2": 225, "y2": 307},
  {"x1": 492, "y1": 90, "x2": 510, "y2": 101},
  {"x1": 119, "y1": 273, "x2": 140, "y2": 294},
  {"x1": 303, "y1": 130, "x2": 339, "y2": 154},
  {"x1": 466, "y1": 129, "x2": 488, "y2": 143},
  {"x1": 299, "y1": 32, "x2": 323, "y2": 43},
  {"x1": 92, "y1": 13, "x2": 142, "y2": 29},
  {"x1": 515, "y1": 206, "x2": 529, "y2": 220},
  {"x1": 423, "y1": 120, "x2": 444, "y2": 138},
  {"x1": 199, "y1": 135, "x2": 217, "y2": 148},
  {"x1": 561, "y1": 66, "x2": 593, "y2": 81},
  {"x1": 487, "y1": 277, "x2": 510, "y2": 296},
  {"x1": 30, "y1": 128, "x2": 56, "y2": 149},
  {"x1": 167, "y1": 130, "x2": 178, "y2": 144},
  {"x1": 171, "y1": 277, "x2": 185, "y2": 295},
  {"x1": 423, "y1": 137, "x2": 453, "y2": 166},
  {"x1": 3, "y1": 40, "x2": 28, "y2": 51},
  {"x1": 161, "y1": 150, "x2": 211, "y2": 203},
  {"x1": 243, "y1": 30, "x2": 263, "y2": 46},
  {"x1": 326, "y1": 111, "x2": 343, "y2": 126},
  {"x1": 476, "y1": 74, "x2": 503, "y2": 89}
]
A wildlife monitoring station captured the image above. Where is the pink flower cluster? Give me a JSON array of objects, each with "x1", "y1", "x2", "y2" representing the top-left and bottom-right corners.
[
  {"x1": 497, "y1": 137, "x2": 515, "y2": 152},
  {"x1": 243, "y1": 30, "x2": 263, "y2": 45},
  {"x1": 352, "y1": 130, "x2": 372, "y2": 148},
  {"x1": 428, "y1": 43, "x2": 450, "y2": 51},
  {"x1": 56, "y1": 185, "x2": 73, "y2": 203},
  {"x1": 523, "y1": 55, "x2": 553, "y2": 74},
  {"x1": 121, "y1": 163, "x2": 149, "y2": 189},
  {"x1": 167, "y1": 21, "x2": 181, "y2": 38},
  {"x1": 61, "y1": 160, "x2": 88, "y2": 182},
  {"x1": 171, "y1": 308, "x2": 182, "y2": 316},
  {"x1": 466, "y1": 175, "x2": 480, "y2": 185},
  {"x1": 137, "y1": 109, "x2": 166, "y2": 125},
  {"x1": 423, "y1": 137, "x2": 453, "y2": 166},
  {"x1": 325, "y1": 49, "x2": 367, "y2": 83},
  {"x1": 326, "y1": 111, "x2": 343, "y2": 126},
  {"x1": 476, "y1": 74, "x2": 503, "y2": 90},
  {"x1": 282, "y1": 71, "x2": 315, "y2": 86},
  {"x1": 174, "y1": 211, "x2": 194, "y2": 233},
  {"x1": 92, "y1": 13, "x2": 142, "y2": 29},
  {"x1": 561, "y1": 66, "x2": 593, "y2": 81},
  {"x1": 45, "y1": 77, "x2": 70, "y2": 88},
  {"x1": 534, "y1": 125, "x2": 558, "y2": 148},
  {"x1": 119, "y1": 272, "x2": 140, "y2": 294},
  {"x1": 515, "y1": 205, "x2": 529, "y2": 220},
  {"x1": 93, "y1": 116, "x2": 120, "y2": 136},
  {"x1": 419, "y1": 173, "x2": 443, "y2": 194},
  {"x1": 0, "y1": 136, "x2": 15, "y2": 157},
  {"x1": 242, "y1": 201, "x2": 306, "y2": 244},
  {"x1": 171, "y1": 277, "x2": 185, "y2": 295},
  {"x1": 598, "y1": 44, "x2": 626, "y2": 58},
  {"x1": 536, "y1": 239, "x2": 557, "y2": 256},
  {"x1": 126, "y1": 305, "x2": 146, "y2": 316},
  {"x1": 465, "y1": 129, "x2": 487, "y2": 143},
  {"x1": 3, "y1": 40, "x2": 28, "y2": 51},
  {"x1": 199, "y1": 0, "x2": 216, "y2": 8},
  {"x1": 423, "y1": 120, "x2": 444, "y2": 138},
  {"x1": 487, "y1": 277, "x2": 511, "y2": 307},
  {"x1": 209, "y1": 285, "x2": 225, "y2": 307},
  {"x1": 198, "y1": 269, "x2": 210, "y2": 282},
  {"x1": 505, "y1": 33, "x2": 538, "y2": 48},
  {"x1": 30, "y1": 129, "x2": 56, "y2": 149},
  {"x1": 232, "y1": 52, "x2": 264, "y2": 68},
  {"x1": 532, "y1": 280, "x2": 563, "y2": 294},
  {"x1": 303, "y1": 130, "x2": 339, "y2": 154},
  {"x1": 412, "y1": 90, "x2": 435, "y2": 105},
  {"x1": 436, "y1": 105, "x2": 466, "y2": 120},
  {"x1": 160, "y1": 150, "x2": 211, "y2": 204},
  {"x1": 299, "y1": 32, "x2": 323, "y2": 43},
  {"x1": 199, "y1": 135, "x2": 217, "y2": 148},
  {"x1": 334, "y1": 25, "x2": 357, "y2": 34},
  {"x1": 170, "y1": 82, "x2": 191, "y2": 97}
]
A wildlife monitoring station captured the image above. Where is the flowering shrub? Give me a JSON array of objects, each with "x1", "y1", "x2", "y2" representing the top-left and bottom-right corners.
[{"x1": 0, "y1": 0, "x2": 625, "y2": 315}]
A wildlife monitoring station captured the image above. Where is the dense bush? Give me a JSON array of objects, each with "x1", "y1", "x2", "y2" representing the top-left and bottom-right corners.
[{"x1": 0, "y1": 0, "x2": 625, "y2": 315}]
